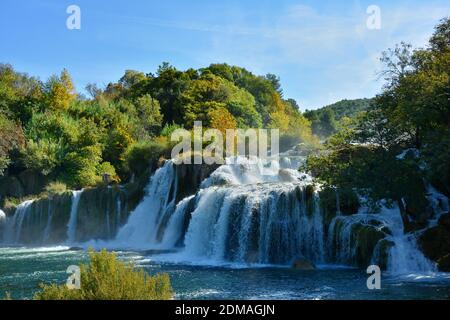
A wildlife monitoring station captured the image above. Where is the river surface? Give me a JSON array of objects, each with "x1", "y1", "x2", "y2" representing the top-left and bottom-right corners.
[{"x1": 1, "y1": 246, "x2": 450, "y2": 300}]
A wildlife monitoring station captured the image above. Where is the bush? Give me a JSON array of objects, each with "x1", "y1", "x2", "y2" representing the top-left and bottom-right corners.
[
  {"x1": 125, "y1": 138, "x2": 171, "y2": 175},
  {"x1": 21, "y1": 139, "x2": 62, "y2": 176},
  {"x1": 97, "y1": 162, "x2": 120, "y2": 184},
  {"x1": 34, "y1": 249, "x2": 173, "y2": 300},
  {"x1": 44, "y1": 181, "x2": 67, "y2": 195}
]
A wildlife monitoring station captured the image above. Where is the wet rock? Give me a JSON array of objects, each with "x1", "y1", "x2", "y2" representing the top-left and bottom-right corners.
[
  {"x1": 292, "y1": 258, "x2": 315, "y2": 270},
  {"x1": 0, "y1": 175, "x2": 24, "y2": 198},
  {"x1": 374, "y1": 239, "x2": 395, "y2": 270},
  {"x1": 437, "y1": 254, "x2": 450, "y2": 272},
  {"x1": 418, "y1": 225, "x2": 450, "y2": 262},
  {"x1": 174, "y1": 163, "x2": 219, "y2": 202},
  {"x1": 17, "y1": 170, "x2": 48, "y2": 196},
  {"x1": 438, "y1": 212, "x2": 450, "y2": 230},
  {"x1": 353, "y1": 224, "x2": 386, "y2": 267},
  {"x1": 278, "y1": 169, "x2": 297, "y2": 182}
]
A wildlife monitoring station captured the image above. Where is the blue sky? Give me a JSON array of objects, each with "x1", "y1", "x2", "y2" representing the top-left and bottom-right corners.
[{"x1": 1, "y1": 0, "x2": 448, "y2": 110}]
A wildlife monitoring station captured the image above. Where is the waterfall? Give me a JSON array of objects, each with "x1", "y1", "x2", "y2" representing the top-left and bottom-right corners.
[
  {"x1": 42, "y1": 202, "x2": 53, "y2": 243},
  {"x1": 0, "y1": 209, "x2": 6, "y2": 234},
  {"x1": 3, "y1": 200, "x2": 34, "y2": 244},
  {"x1": 181, "y1": 183, "x2": 324, "y2": 264},
  {"x1": 0, "y1": 152, "x2": 441, "y2": 273},
  {"x1": 327, "y1": 202, "x2": 436, "y2": 273},
  {"x1": 381, "y1": 204, "x2": 436, "y2": 274},
  {"x1": 112, "y1": 156, "x2": 322, "y2": 265},
  {"x1": 113, "y1": 161, "x2": 178, "y2": 247},
  {"x1": 109, "y1": 156, "x2": 437, "y2": 271},
  {"x1": 426, "y1": 185, "x2": 449, "y2": 227},
  {"x1": 66, "y1": 190, "x2": 83, "y2": 244}
]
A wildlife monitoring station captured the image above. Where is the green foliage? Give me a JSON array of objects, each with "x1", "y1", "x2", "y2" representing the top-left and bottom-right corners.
[
  {"x1": 305, "y1": 18, "x2": 450, "y2": 224},
  {"x1": 1, "y1": 60, "x2": 317, "y2": 193},
  {"x1": 21, "y1": 139, "x2": 62, "y2": 176},
  {"x1": 125, "y1": 139, "x2": 171, "y2": 176},
  {"x1": 97, "y1": 162, "x2": 120, "y2": 184},
  {"x1": 304, "y1": 99, "x2": 372, "y2": 138},
  {"x1": 160, "y1": 122, "x2": 184, "y2": 138},
  {"x1": 0, "y1": 113, "x2": 25, "y2": 175},
  {"x1": 34, "y1": 249, "x2": 173, "y2": 300},
  {"x1": 44, "y1": 181, "x2": 68, "y2": 196}
]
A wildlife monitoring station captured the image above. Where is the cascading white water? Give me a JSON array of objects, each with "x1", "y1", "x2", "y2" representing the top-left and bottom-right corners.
[
  {"x1": 426, "y1": 185, "x2": 450, "y2": 227},
  {"x1": 113, "y1": 161, "x2": 178, "y2": 248},
  {"x1": 1, "y1": 148, "x2": 441, "y2": 273},
  {"x1": 380, "y1": 204, "x2": 436, "y2": 274},
  {"x1": 0, "y1": 209, "x2": 6, "y2": 233},
  {"x1": 111, "y1": 156, "x2": 323, "y2": 265},
  {"x1": 328, "y1": 201, "x2": 436, "y2": 273},
  {"x1": 66, "y1": 190, "x2": 83, "y2": 244},
  {"x1": 3, "y1": 200, "x2": 34, "y2": 244},
  {"x1": 42, "y1": 202, "x2": 53, "y2": 243},
  {"x1": 160, "y1": 195, "x2": 195, "y2": 248},
  {"x1": 181, "y1": 182, "x2": 324, "y2": 264}
]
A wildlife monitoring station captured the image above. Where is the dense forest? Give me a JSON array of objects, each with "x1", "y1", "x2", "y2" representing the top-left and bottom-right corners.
[
  {"x1": 304, "y1": 98, "x2": 372, "y2": 138},
  {"x1": 0, "y1": 61, "x2": 317, "y2": 200}
]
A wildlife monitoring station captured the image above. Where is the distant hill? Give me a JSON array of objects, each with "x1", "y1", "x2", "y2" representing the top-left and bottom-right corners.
[{"x1": 303, "y1": 98, "x2": 373, "y2": 138}]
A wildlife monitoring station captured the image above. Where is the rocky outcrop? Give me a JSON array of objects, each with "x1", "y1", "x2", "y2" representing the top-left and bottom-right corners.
[
  {"x1": 173, "y1": 162, "x2": 220, "y2": 202},
  {"x1": 0, "y1": 170, "x2": 49, "y2": 199},
  {"x1": 418, "y1": 212, "x2": 450, "y2": 271},
  {"x1": 319, "y1": 187, "x2": 360, "y2": 228},
  {"x1": 0, "y1": 175, "x2": 25, "y2": 198},
  {"x1": 292, "y1": 258, "x2": 315, "y2": 270},
  {"x1": 329, "y1": 217, "x2": 388, "y2": 268},
  {"x1": 437, "y1": 254, "x2": 450, "y2": 272},
  {"x1": 73, "y1": 187, "x2": 130, "y2": 242},
  {"x1": 2, "y1": 161, "x2": 220, "y2": 245}
]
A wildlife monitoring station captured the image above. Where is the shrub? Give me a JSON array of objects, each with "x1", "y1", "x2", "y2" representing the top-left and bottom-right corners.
[
  {"x1": 125, "y1": 138, "x2": 170, "y2": 175},
  {"x1": 34, "y1": 249, "x2": 173, "y2": 300},
  {"x1": 160, "y1": 122, "x2": 183, "y2": 138},
  {"x1": 21, "y1": 139, "x2": 62, "y2": 176},
  {"x1": 97, "y1": 162, "x2": 120, "y2": 184},
  {"x1": 44, "y1": 181, "x2": 68, "y2": 195}
]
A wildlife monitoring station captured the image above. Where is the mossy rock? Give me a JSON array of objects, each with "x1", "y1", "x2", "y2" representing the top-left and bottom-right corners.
[
  {"x1": 352, "y1": 224, "x2": 386, "y2": 267},
  {"x1": 76, "y1": 186, "x2": 129, "y2": 242},
  {"x1": 319, "y1": 187, "x2": 360, "y2": 227},
  {"x1": 418, "y1": 225, "x2": 450, "y2": 261},
  {"x1": 174, "y1": 162, "x2": 219, "y2": 202},
  {"x1": 0, "y1": 176, "x2": 24, "y2": 198},
  {"x1": 15, "y1": 192, "x2": 73, "y2": 244},
  {"x1": 374, "y1": 239, "x2": 395, "y2": 270},
  {"x1": 438, "y1": 212, "x2": 450, "y2": 230},
  {"x1": 437, "y1": 254, "x2": 450, "y2": 272},
  {"x1": 304, "y1": 185, "x2": 315, "y2": 201}
]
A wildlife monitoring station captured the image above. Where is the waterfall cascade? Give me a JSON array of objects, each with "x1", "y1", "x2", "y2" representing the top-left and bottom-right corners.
[
  {"x1": 0, "y1": 209, "x2": 5, "y2": 224},
  {"x1": 3, "y1": 200, "x2": 36, "y2": 244},
  {"x1": 1, "y1": 154, "x2": 447, "y2": 274},
  {"x1": 110, "y1": 156, "x2": 443, "y2": 272},
  {"x1": 1, "y1": 186, "x2": 129, "y2": 245},
  {"x1": 114, "y1": 163, "x2": 178, "y2": 248},
  {"x1": 66, "y1": 190, "x2": 83, "y2": 244}
]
